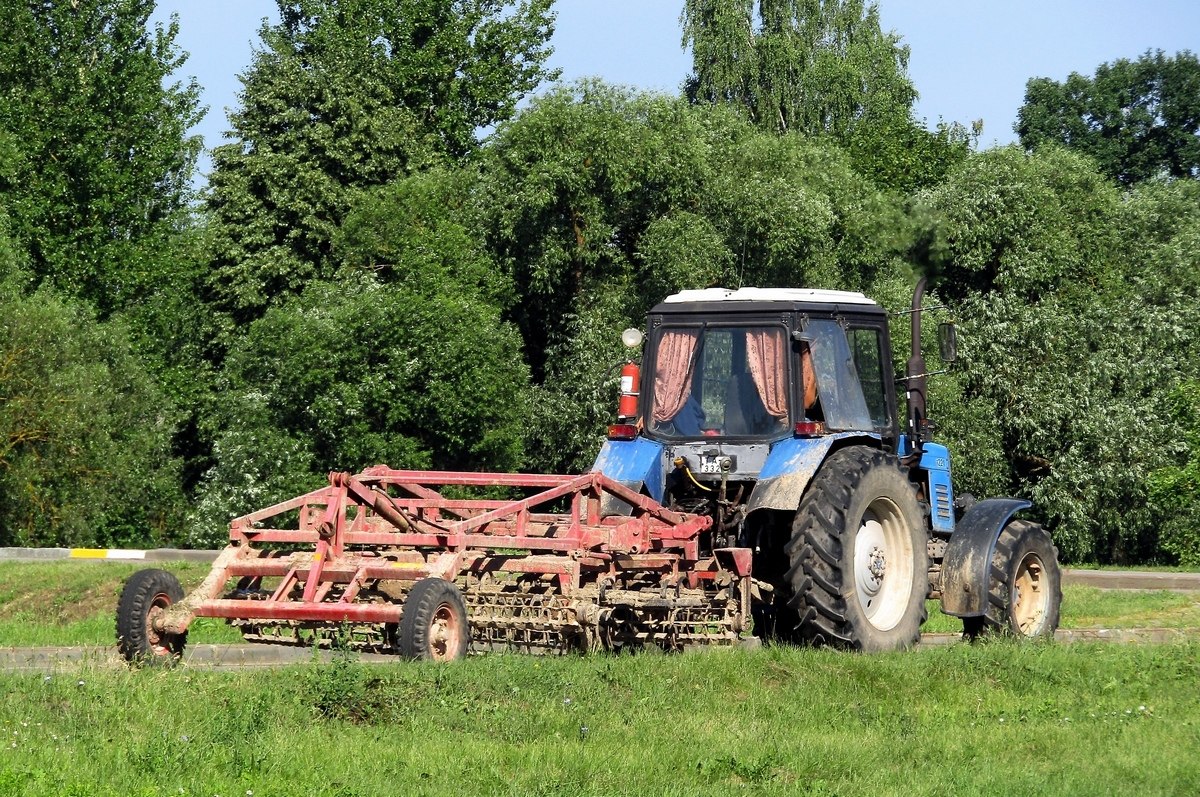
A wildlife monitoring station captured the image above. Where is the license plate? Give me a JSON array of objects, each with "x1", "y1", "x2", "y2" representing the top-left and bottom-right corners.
[{"x1": 698, "y1": 456, "x2": 723, "y2": 474}]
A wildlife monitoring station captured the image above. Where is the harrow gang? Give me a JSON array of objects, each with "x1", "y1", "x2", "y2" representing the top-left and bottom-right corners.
[{"x1": 152, "y1": 467, "x2": 752, "y2": 655}]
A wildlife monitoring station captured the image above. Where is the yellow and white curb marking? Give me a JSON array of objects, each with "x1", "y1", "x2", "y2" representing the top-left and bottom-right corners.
[{"x1": 67, "y1": 549, "x2": 148, "y2": 560}]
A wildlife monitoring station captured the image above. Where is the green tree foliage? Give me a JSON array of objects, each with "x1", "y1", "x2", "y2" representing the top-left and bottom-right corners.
[
  {"x1": 682, "y1": 0, "x2": 914, "y2": 137},
  {"x1": 917, "y1": 146, "x2": 1200, "y2": 562},
  {"x1": 336, "y1": 166, "x2": 511, "y2": 305},
  {"x1": 0, "y1": 0, "x2": 203, "y2": 315},
  {"x1": 204, "y1": 0, "x2": 557, "y2": 327},
  {"x1": 1017, "y1": 49, "x2": 1200, "y2": 186},
  {"x1": 479, "y1": 83, "x2": 910, "y2": 469},
  {"x1": 188, "y1": 276, "x2": 530, "y2": 545},
  {"x1": 681, "y1": 0, "x2": 970, "y2": 191},
  {"x1": 0, "y1": 276, "x2": 184, "y2": 548},
  {"x1": 1148, "y1": 382, "x2": 1200, "y2": 565}
]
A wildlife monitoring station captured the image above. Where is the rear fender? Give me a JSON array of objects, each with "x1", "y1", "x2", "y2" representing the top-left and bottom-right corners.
[
  {"x1": 745, "y1": 433, "x2": 875, "y2": 513},
  {"x1": 940, "y1": 498, "x2": 1031, "y2": 617},
  {"x1": 590, "y1": 437, "x2": 665, "y2": 516}
]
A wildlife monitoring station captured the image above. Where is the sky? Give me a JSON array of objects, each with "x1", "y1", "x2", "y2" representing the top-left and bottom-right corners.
[{"x1": 151, "y1": 1, "x2": 1200, "y2": 184}]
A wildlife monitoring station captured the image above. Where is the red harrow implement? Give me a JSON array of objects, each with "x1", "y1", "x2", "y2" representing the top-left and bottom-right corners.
[{"x1": 117, "y1": 466, "x2": 753, "y2": 663}]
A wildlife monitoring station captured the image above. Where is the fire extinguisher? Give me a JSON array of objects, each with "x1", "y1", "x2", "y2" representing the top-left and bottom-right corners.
[{"x1": 617, "y1": 360, "x2": 640, "y2": 421}]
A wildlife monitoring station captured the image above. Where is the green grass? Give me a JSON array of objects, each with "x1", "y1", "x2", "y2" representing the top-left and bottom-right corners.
[
  {"x1": 0, "y1": 562, "x2": 242, "y2": 647},
  {"x1": 1, "y1": 561, "x2": 1199, "y2": 794},
  {"x1": 922, "y1": 586, "x2": 1200, "y2": 634},
  {"x1": 1067, "y1": 562, "x2": 1200, "y2": 573},
  {"x1": 3, "y1": 561, "x2": 1199, "y2": 645},
  {"x1": 0, "y1": 642, "x2": 1197, "y2": 796}
]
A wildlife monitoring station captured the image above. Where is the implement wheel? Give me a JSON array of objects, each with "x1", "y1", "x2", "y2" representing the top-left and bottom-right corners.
[
  {"x1": 964, "y1": 520, "x2": 1061, "y2": 640},
  {"x1": 396, "y1": 578, "x2": 469, "y2": 661},
  {"x1": 784, "y1": 447, "x2": 928, "y2": 652},
  {"x1": 116, "y1": 569, "x2": 187, "y2": 665}
]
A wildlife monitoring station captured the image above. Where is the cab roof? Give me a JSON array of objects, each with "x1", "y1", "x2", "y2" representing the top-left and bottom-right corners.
[
  {"x1": 653, "y1": 287, "x2": 883, "y2": 315},
  {"x1": 664, "y1": 287, "x2": 874, "y2": 305}
]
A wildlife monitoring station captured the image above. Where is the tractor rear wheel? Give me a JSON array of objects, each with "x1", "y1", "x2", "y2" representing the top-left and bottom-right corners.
[
  {"x1": 784, "y1": 447, "x2": 928, "y2": 652},
  {"x1": 395, "y1": 578, "x2": 470, "y2": 661},
  {"x1": 116, "y1": 568, "x2": 187, "y2": 665},
  {"x1": 963, "y1": 520, "x2": 1061, "y2": 640}
]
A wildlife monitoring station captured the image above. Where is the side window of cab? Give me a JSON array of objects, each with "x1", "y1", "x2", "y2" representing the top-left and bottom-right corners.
[{"x1": 847, "y1": 326, "x2": 890, "y2": 431}]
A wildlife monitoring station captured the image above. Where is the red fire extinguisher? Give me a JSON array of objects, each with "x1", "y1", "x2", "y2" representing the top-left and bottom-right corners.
[{"x1": 617, "y1": 360, "x2": 640, "y2": 421}]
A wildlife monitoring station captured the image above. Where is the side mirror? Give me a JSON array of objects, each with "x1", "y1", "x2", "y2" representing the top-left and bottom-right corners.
[{"x1": 937, "y1": 322, "x2": 957, "y2": 364}]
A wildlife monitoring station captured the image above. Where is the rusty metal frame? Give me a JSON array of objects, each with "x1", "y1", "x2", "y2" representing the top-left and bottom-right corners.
[{"x1": 159, "y1": 468, "x2": 720, "y2": 635}]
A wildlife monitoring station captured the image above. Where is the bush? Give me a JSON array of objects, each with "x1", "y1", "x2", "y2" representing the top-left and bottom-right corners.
[
  {"x1": 0, "y1": 283, "x2": 184, "y2": 547},
  {"x1": 188, "y1": 276, "x2": 530, "y2": 544}
]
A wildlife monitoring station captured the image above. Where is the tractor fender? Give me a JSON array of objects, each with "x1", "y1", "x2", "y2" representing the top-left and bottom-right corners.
[
  {"x1": 590, "y1": 437, "x2": 665, "y2": 516},
  {"x1": 745, "y1": 433, "x2": 874, "y2": 514},
  {"x1": 939, "y1": 498, "x2": 1032, "y2": 617}
]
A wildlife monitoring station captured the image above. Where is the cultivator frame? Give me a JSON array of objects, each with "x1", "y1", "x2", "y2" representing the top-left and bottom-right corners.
[{"x1": 145, "y1": 466, "x2": 752, "y2": 659}]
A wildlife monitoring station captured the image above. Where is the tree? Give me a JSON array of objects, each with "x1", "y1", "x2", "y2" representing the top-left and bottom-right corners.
[
  {"x1": 0, "y1": 0, "x2": 203, "y2": 315},
  {"x1": 188, "y1": 276, "x2": 530, "y2": 546},
  {"x1": 1017, "y1": 49, "x2": 1200, "y2": 186},
  {"x1": 204, "y1": 0, "x2": 557, "y2": 328},
  {"x1": 915, "y1": 146, "x2": 1200, "y2": 563},
  {"x1": 681, "y1": 0, "x2": 969, "y2": 191},
  {"x1": 1149, "y1": 382, "x2": 1200, "y2": 565},
  {"x1": 479, "y1": 82, "x2": 912, "y2": 470},
  {"x1": 0, "y1": 275, "x2": 185, "y2": 548},
  {"x1": 683, "y1": 0, "x2": 914, "y2": 137}
]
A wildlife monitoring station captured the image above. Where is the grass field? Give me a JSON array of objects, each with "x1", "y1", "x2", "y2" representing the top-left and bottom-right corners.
[
  {"x1": 1, "y1": 561, "x2": 1199, "y2": 795},
  {"x1": 1, "y1": 642, "x2": 1198, "y2": 796},
  {"x1": 0, "y1": 561, "x2": 244, "y2": 647},
  {"x1": 3, "y1": 561, "x2": 1198, "y2": 646}
]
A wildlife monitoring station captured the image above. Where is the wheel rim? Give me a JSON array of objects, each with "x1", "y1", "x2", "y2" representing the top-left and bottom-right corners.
[
  {"x1": 428, "y1": 602, "x2": 462, "y2": 661},
  {"x1": 145, "y1": 592, "x2": 176, "y2": 657},
  {"x1": 853, "y1": 498, "x2": 915, "y2": 631},
  {"x1": 1011, "y1": 552, "x2": 1049, "y2": 636}
]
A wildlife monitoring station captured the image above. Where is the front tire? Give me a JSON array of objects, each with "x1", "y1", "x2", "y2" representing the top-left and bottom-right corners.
[
  {"x1": 784, "y1": 447, "x2": 929, "y2": 652},
  {"x1": 395, "y1": 578, "x2": 470, "y2": 661},
  {"x1": 116, "y1": 569, "x2": 187, "y2": 665},
  {"x1": 963, "y1": 520, "x2": 1061, "y2": 640}
]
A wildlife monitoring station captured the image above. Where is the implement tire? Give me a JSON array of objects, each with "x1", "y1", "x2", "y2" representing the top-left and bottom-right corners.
[
  {"x1": 784, "y1": 447, "x2": 928, "y2": 652},
  {"x1": 396, "y1": 578, "x2": 470, "y2": 661},
  {"x1": 116, "y1": 568, "x2": 187, "y2": 665},
  {"x1": 963, "y1": 520, "x2": 1061, "y2": 640}
]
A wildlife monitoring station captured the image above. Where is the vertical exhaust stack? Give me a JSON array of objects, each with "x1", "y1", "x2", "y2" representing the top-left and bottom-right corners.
[{"x1": 906, "y1": 277, "x2": 928, "y2": 453}]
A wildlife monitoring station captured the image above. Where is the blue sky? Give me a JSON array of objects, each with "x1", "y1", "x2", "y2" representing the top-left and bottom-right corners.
[{"x1": 152, "y1": 1, "x2": 1199, "y2": 183}]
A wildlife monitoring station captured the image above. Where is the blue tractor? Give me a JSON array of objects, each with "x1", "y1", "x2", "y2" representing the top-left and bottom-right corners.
[{"x1": 593, "y1": 280, "x2": 1062, "y2": 651}]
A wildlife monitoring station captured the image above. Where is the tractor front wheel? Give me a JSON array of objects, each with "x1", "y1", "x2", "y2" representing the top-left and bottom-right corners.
[
  {"x1": 116, "y1": 568, "x2": 187, "y2": 665},
  {"x1": 963, "y1": 520, "x2": 1061, "y2": 640},
  {"x1": 785, "y1": 447, "x2": 928, "y2": 652},
  {"x1": 395, "y1": 578, "x2": 470, "y2": 661}
]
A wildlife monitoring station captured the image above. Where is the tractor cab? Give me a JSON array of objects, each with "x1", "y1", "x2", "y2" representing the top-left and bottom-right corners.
[
  {"x1": 644, "y1": 301, "x2": 891, "y2": 444},
  {"x1": 597, "y1": 288, "x2": 899, "y2": 518}
]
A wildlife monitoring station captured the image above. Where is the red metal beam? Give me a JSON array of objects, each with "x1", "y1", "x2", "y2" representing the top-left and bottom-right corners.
[{"x1": 195, "y1": 600, "x2": 403, "y2": 624}]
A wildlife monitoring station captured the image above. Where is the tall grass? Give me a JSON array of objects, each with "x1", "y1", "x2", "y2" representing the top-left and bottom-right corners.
[{"x1": 0, "y1": 641, "x2": 1197, "y2": 796}]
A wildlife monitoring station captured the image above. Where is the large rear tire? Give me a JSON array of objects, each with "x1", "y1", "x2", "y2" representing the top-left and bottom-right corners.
[
  {"x1": 963, "y1": 520, "x2": 1061, "y2": 640},
  {"x1": 116, "y1": 569, "x2": 187, "y2": 665},
  {"x1": 395, "y1": 578, "x2": 470, "y2": 661},
  {"x1": 784, "y1": 447, "x2": 928, "y2": 652}
]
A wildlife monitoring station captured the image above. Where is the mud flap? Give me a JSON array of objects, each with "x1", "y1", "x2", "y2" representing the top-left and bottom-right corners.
[
  {"x1": 745, "y1": 433, "x2": 872, "y2": 513},
  {"x1": 939, "y1": 498, "x2": 1031, "y2": 618},
  {"x1": 590, "y1": 437, "x2": 665, "y2": 516}
]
